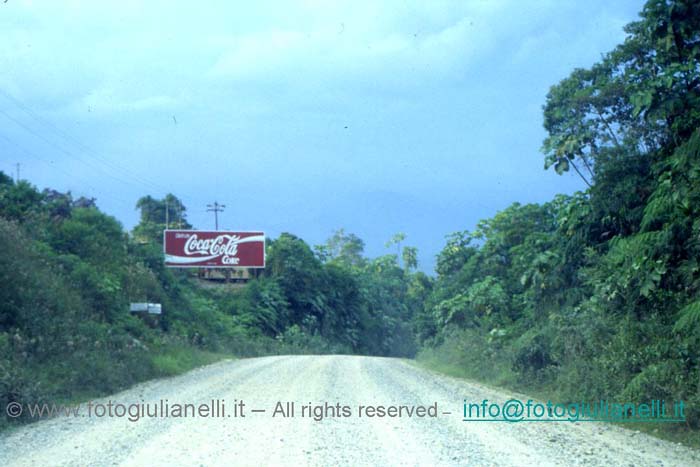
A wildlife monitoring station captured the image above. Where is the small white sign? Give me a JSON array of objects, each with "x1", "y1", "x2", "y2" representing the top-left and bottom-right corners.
[{"x1": 130, "y1": 303, "x2": 162, "y2": 314}]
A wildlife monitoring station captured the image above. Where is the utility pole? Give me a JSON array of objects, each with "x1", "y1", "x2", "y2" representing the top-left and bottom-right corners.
[
  {"x1": 207, "y1": 201, "x2": 225, "y2": 230},
  {"x1": 165, "y1": 198, "x2": 169, "y2": 230},
  {"x1": 15, "y1": 163, "x2": 20, "y2": 183}
]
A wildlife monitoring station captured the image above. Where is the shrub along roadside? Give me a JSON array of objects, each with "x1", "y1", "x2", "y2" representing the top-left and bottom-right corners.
[{"x1": 415, "y1": 340, "x2": 700, "y2": 449}]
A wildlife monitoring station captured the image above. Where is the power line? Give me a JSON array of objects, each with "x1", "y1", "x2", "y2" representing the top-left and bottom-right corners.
[
  {"x1": 0, "y1": 132, "x2": 134, "y2": 209},
  {"x1": 0, "y1": 89, "x2": 172, "y2": 194},
  {"x1": 0, "y1": 108, "x2": 146, "y2": 191},
  {"x1": 0, "y1": 93, "x2": 201, "y2": 213},
  {"x1": 0, "y1": 91, "x2": 202, "y2": 219}
]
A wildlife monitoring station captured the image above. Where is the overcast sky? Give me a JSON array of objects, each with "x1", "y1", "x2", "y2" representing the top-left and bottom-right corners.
[{"x1": 1, "y1": 0, "x2": 643, "y2": 272}]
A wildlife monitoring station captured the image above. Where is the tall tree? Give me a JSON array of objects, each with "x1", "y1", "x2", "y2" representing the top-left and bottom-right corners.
[
  {"x1": 133, "y1": 194, "x2": 191, "y2": 243},
  {"x1": 542, "y1": 0, "x2": 700, "y2": 183}
]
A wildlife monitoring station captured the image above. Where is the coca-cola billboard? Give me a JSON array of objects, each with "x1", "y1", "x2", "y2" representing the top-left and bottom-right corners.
[{"x1": 163, "y1": 230, "x2": 265, "y2": 268}]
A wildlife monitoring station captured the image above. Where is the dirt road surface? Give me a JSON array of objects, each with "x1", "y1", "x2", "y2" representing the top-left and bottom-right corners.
[{"x1": 1, "y1": 355, "x2": 697, "y2": 466}]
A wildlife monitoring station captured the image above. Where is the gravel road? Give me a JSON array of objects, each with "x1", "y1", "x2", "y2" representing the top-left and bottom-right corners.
[{"x1": 1, "y1": 355, "x2": 698, "y2": 466}]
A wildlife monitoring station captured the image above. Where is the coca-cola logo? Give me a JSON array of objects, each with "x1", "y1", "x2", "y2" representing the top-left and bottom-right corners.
[{"x1": 184, "y1": 234, "x2": 241, "y2": 265}]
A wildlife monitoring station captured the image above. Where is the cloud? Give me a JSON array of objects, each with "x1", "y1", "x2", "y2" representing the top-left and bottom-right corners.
[
  {"x1": 0, "y1": 0, "x2": 572, "y2": 116},
  {"x1": 206, "y1": 1, "x2": 510, "y2": 91},
  {"x1": 0, "y1": 0, "x2": 643, "y2": 273}
]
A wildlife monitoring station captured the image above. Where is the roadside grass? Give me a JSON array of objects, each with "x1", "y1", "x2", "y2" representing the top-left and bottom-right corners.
[
  {"x1": 151, "y1": 345, "x2": 231, "y2": 377},
  {"x1": 1, "y1": 335, "x2": 348, "y2": 434},
  {"x1": 1, "y1": 331, "x2": 349, "y2": 434},
  {"x1": 0, "y1": 345, "x2": 232, "y2": 433},
  {"x1": 414, "y1": 345, "x2": 516, "y2": 388},
  {"x1": 412, "y1": 351, "x2": 700, "y2": 450}
]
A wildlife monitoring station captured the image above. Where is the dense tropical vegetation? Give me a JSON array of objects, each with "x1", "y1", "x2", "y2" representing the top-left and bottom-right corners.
[
  {"x1": 418, "y1": 0, "x2": 700, "y2": 430},
  {"x1": 2, "y1": 0, "x2": 699, "y2": 440},
  {"x1": 0, "y1": 179, "x2": 427, "y2": 429}
]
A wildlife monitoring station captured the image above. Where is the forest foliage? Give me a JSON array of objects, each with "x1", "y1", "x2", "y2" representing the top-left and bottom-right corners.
[
  {"x1": 0, "y1": 178, "x2": 427, "y2": 429},
  {"x1": 418, "y1": 0, "x2": 700, "y2": 428}
]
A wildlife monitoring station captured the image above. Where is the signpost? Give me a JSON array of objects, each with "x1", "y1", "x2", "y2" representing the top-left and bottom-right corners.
[{"x1": 163, "y1": 230, "x2": 265, "y2": 269}]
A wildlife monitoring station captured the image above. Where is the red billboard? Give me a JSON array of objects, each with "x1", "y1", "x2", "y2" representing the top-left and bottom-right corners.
[{"x1": 164, "y1": 230, "x2": 265, "y2": 268}]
